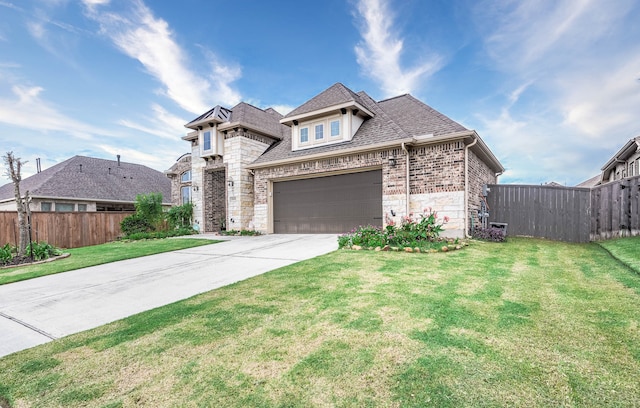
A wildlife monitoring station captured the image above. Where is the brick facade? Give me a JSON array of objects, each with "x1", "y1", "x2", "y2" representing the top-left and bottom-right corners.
[
  {"x1": 166, "y1": 154, "x2": 192, "y2": 206},
  {"x1": 468, "y1": 149, "x2": 498, "y2": 228}
]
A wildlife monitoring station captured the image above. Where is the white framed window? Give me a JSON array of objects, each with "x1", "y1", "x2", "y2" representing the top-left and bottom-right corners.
[
  {"x1": 41, "y1": 202, "x2": 52, "y2": 211},
  {"x1": 330, "y1": 119, "x2": 340, "y2": 138},
  {"x1": 315, "y1": 123, "x2": 324, "y2": 141},
  {"x1": 181, "y1": 186, "x2": 191, "y2": 204},
  {"x1": 300, "y1": 127, "x2": 309, "y2": 144},
  {"x1": 77, "y1": 204, "x2": 87, "y2": 212},
  {"x1": 181, "y1": 170, "x2": 191, "y2": 182},
  {"x1": 203, "y1": 130, "x2": 212, "y2": 151}
]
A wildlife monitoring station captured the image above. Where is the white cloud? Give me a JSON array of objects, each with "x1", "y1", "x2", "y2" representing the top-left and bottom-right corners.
[
  {"x1": 83, "y1": 0, "x2": 241, "y2": 114},
  {"x1": 353, "y1": 0, "x2": 442, "y2": 97},
  {"x1": 470, "y1": 0, "x2": 640, "y2": 184},
  {"x1": 118, "y1": 103, "x2": 187, "y2": 140},
  {"x1": 0, "y1": 84, "x2": 114, "y2": 139}
]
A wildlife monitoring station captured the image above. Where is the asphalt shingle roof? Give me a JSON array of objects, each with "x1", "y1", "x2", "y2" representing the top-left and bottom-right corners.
[
  {"x1": 252, "y1": 86, "x2": 469, "y2": 165},
  {"x1": 283, "y1": 83, "x2": 369, "y2": 119},
  {"x1": 0, "y1": 156, "x2": 171, "y2": 204},
  {"x1": 226, "y1": 102, "x2": 290, "y2": 140}
]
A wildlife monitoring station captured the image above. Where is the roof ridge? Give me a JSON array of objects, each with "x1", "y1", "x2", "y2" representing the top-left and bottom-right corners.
[{"x1": 377, "y1": 93, "x2": 410, "y2": 103}]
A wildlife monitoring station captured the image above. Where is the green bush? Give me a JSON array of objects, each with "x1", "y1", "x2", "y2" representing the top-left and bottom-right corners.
[
  {"x1": 220, "y1": 229, "x2": 262, "y2": 236},
  {"x1": 135, "y1": 192, "x2": 164, "y2": 226},
  {"x1": 25, "y1": 242, "x2": 62, "y2": 261},
  {"x1": 121, "y1": 214, "x2": 155, "y2": 236},
  {"x1": 0, "y1": 243, "x2": 13, "y2": 264},
  {"x1": 338, "y1": 208, "x2": 450, "y2": 250},
  {"x1": 167, "y1": 202, "x2": 193, "y2": 230}
]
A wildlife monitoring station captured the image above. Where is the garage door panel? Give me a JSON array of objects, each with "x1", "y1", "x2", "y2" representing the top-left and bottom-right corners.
[{"x1": 273, "y1": 170, "x2": 382, "y2": 234}]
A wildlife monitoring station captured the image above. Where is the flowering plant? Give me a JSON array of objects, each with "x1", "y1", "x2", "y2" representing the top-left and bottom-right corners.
[{"x1": 337, "y1": 208, "x2": 449, "y2": 250}]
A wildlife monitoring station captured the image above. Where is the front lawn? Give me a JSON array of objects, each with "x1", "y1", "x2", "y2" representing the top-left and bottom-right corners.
[
  {"x1": 1, "y1": 237, "x2": 639, "y2": 407},
  {"x1": 0, "y1": 238, "x2": 219, "y2": 285}
]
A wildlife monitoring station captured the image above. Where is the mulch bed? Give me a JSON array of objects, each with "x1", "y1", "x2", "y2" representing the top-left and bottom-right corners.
[{"x1": 0, "y1": 253, "x2": 70, "y2": 270}]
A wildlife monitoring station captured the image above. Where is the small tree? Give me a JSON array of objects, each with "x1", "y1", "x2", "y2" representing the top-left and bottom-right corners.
[
  {"x1": 3, "y1": 152, "x2": 29, "y2": 256},
  {"x1": 120, "y1": 192, "x2": 165, "y2": 236}
]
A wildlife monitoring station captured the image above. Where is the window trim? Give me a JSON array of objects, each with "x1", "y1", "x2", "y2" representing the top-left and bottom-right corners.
[
  {"x1": 181, "y1": 170, "x2": 192, "y2": 183},
  {"x1": 181, "y1": 186, "x2": 192, "y2": 204},
  {"x1": 299, "y1": 126, "x2": 310, "y2": 145}
]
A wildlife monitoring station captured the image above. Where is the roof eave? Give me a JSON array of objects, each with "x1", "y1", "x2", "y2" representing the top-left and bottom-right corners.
[
  {"x1": 280, "y1": 101, "x2": 375, "y2": 125},
  {"x1": 217, "y1": 122, "x2": 283, "y2": 141}
]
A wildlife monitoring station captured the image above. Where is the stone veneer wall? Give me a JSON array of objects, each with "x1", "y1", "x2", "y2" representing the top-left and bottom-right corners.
[{"x1": 223, "y1": 129, "x2": 272, "y2": 231}]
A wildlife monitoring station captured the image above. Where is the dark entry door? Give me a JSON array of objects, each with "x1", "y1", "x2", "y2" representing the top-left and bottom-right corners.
[{"x1": 273, "y1": 170, "x2": 382, "y2": 233}]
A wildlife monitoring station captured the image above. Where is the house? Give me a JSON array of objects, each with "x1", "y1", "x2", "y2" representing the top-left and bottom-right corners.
[
  {"x1": 0, "y1": 155, "x2": 171, "y2": 212},
  {"x1": 600, "y1": 136, "x2": 640, "y2": 183},
  {"x1": 576, "y1": 136, "x2": 640, "y2": 188},
  {"x1": 171, "y1": 83, "x2": 504, "y2": 237}
]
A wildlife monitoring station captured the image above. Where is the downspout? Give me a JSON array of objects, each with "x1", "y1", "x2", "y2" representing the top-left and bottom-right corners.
[
  {"x1": 401, "y1": 142, "x2": 410, "y2": 216},
  {"x1": 464, "y1": 135, "x2": 478, "y2": 238}
]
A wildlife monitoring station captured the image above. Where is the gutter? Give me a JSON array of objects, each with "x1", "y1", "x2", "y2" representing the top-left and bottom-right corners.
[
  {"x1": 464, "y1": 134, "x2": 478, "y2": 238},
  {"x1": 401, "y1": 142, "x2": 410, "y2": 217}
]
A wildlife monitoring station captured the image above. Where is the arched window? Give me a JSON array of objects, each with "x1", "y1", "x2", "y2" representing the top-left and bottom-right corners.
[{"x1": 181, "y1": 170, "x2": 191, "y2": 182}]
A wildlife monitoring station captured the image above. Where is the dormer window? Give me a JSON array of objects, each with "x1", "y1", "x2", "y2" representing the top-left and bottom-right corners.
[
  {"x1": 300, "y1": 127, "x2": 309, "y2": 144},
  {"x1": 330, "y1": 119, "x2": 340, "y2": 138},
  {"x1": 314, "y1": 124, "x2": 324, "y2": 141}
]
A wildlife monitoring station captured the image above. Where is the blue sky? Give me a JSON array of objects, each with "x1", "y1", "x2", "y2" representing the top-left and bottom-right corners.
[{"x1": 1, "y1": 0, "x2": 639, "y2": 186}]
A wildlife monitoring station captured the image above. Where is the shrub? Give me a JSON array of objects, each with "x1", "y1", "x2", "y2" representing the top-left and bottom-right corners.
[
  {"x1": 167, "y1": 202, "x2": 194, "y2": 230},
  {"x1": 472, "y1": 227, "x2": 506, "y2": 242},
  {"x1": 135, "y1": 192, "x2": 164, "y2": 227},
  {"x1": 121, "y1": 213, "x2": 155, "y2": 236},
  {"x1": 337, "y1": 208, "x2": 450, "y2": 250},
  {"x1": 0, "y1": 243, "x2": 13, "y2": 264},
  {"x1": 25, "y1": 242, "x2": 62, "y2": 261}
]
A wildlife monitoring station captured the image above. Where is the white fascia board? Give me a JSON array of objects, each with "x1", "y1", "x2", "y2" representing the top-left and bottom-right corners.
[{"x1": 280, "y1": 102, "x2": 375, "y2": 125}]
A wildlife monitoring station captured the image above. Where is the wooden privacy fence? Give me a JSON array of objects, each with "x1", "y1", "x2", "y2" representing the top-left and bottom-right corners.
[
  {"x1": 0, "y1": 211, "x2": 132, "y2": 249},
  {"x1": 486, "y1": 175, "x2": 640, "y2": 243}
]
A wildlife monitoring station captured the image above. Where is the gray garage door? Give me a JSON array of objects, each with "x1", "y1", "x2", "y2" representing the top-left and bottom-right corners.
[{"x1": 273, "y1": 170, "x2": 382, "y2": 233}]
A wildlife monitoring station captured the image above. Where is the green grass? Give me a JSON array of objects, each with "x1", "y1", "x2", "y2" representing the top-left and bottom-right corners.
[
  {"x1": 0, "y1": 238, "x2": 218, "y2": 285},
  {"x1": 1, "y1": 237, "x2": 639, "y2": 407}
]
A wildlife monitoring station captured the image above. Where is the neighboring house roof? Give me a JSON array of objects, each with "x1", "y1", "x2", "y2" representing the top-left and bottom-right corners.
[
  {"x1": 251, "y1": 85, "x2": 503, "y2": 173},
  {"x1": 601, "y1": 136, "x2": 640, "y2": 180},
  {"x1": 0, "y1": 155, "x2": 171, "y2": 204},
  {"x1": 283, "y1": 82, "x2": 370, "y2": 119},
  {"x1": 576, "y1": 174, "x2": 601, "y2": 188}
]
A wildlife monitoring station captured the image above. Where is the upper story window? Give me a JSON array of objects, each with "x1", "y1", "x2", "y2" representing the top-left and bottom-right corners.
[
  {"x1": 330, "y1": 119, "x2": 340, "y2": 137},
  {"x1": 181, "y1": 170, "x2": 191, "y2": 183},
  {"x1": 295, "y1": 114, "x2": 343, "y2": 150},
  {"x1": 203, "y1": 131, "x2": 212, "y2": 151},
  {"x1": 300, "y1": 127, "x2": 309, "y2": 144},
  {"x1": 315, "y1": 124, "x2": 324, "y2": 141}
]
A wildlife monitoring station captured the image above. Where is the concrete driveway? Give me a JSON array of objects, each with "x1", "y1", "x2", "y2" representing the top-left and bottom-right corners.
[{"x1": 0, "y1": 234, "x2": 337, "y2": 358}]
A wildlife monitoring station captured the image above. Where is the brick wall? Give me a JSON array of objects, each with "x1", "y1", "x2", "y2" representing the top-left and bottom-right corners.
[
  {"x1": 468, "y1": 149, "x2": 498, "y2": 228},
  {"x1": 166, "y1": 155, "x2": 191, "y2": 206},
  {"x1": 409, "y1": 141, "x2": 465, "y2": 193}
]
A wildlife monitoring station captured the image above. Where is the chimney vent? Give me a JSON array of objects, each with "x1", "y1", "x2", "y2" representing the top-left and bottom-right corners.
[
  {"x1": 79, "y1": 164, "x2": 83, "y2": 173},
  {"x1": 117, "y1": 155, "x2": 121, "y2": 166},
  {"x1": 36, "y1": 158, "x2": 41, "y2": 173}
]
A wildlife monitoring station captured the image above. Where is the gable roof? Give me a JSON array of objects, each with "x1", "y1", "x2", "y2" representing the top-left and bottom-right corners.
[
  {"x1": 185, "y1": 105, "x2": 232, "y2": 128},
  {"x1": 281, "y1": 82, "x2": 374, "y2": 123},
  {"x1": 0, "y1": 156, "x2": 171, "y2": 204},
  {"x1": 251, "y1": 84, "x2": 502, "y2": 167}
]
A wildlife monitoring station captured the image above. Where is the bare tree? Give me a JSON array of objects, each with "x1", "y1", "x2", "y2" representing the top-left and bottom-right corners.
[{"x1": 3, "y1": 152, "x2": 29, "y2": 256}]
